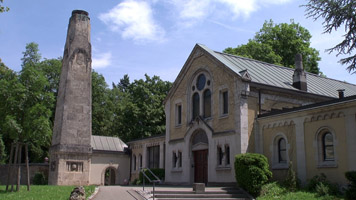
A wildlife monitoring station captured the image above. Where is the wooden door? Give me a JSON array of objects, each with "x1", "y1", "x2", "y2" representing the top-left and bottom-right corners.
[{"x1": 194, "y1": 149, "x2": 208, "y2": 184}]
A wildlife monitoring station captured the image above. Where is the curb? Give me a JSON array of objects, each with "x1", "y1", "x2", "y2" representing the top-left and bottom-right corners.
[{"x1": 87, "y1": 186, "x2": 100, "y2": 200}]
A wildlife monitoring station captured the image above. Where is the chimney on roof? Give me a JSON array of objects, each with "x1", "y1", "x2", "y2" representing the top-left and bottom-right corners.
[
  {"x1": 293, "y1": 54, "x2": 307, "y2": 91},
  {"x1": 337, "y1": 89, "x2": 345, "y2": 99}
]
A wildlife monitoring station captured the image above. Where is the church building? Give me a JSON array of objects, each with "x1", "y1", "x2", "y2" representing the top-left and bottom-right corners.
[{"x1": 129, "y1": 43, "x2": 356, "y2": 186}]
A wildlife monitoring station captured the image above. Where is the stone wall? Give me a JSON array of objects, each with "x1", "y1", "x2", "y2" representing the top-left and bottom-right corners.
[{"x1": 0, "y1": 163, "x2": 49, "y2": 185}]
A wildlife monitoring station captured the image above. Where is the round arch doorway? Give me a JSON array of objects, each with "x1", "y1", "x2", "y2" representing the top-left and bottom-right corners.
[
  {"x1": 104, "y1": 167, "x2": 116, "y2": 185},
  {"x1": 191, "y1": 130, "x2": 209, "y2": 184}
]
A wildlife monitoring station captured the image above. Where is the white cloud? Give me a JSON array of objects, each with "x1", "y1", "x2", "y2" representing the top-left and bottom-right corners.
[
  {"x1": 99, "y1": 0, "x2": 165, "y2": 43},
  {"x1": 171, "y1": 0, "x2": 293, "y2": 25},
  {"x1": 92, "y1": 52, "x2": 112, "y2": 69}
]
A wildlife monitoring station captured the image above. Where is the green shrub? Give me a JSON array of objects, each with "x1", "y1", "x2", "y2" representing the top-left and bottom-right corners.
[
  {"x1": 234, "y1": 153, "x2": 272, "y2": 197},
  {"x1": 138, "y1": 168, "x2": 165, "y2": 184},
  {"x1": 306, "y1": 173, "x2": 339, "y2": 196},
  {"x1": 259, "y1": 182, "x2": 286, "y2": 197},
  {"x1": 33, "y1": 172, "x2": 47, "y2": 185},
  {"x1": 282, "y1": 161, "x2": 298, "y2": 191},
  {"x1": 345, "y1": 171, "x2": 356, "y2": 200}
]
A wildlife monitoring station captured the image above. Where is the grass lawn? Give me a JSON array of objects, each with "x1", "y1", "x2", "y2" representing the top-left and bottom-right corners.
[
  {"x1": 0, "y1": 185, "x2": 96, "y2": 200},
  {"x1": 257, "y1": 182, "x2": 344, "y2": 200}
]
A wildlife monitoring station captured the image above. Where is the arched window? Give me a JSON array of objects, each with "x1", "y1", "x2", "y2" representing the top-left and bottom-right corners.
[
  {"x1": 190, "y1": 72, "x2": 212, "y2": 121},
  {"x1": 203, "y1": 89, "x2": 211, "y2": 118},
  {"x1": 139, "y1": 154, "x2": 142, "y2": 169},
  {"x1": 133, "y1": 155, "x2": 136, "y2": 171},
  {"x1": 192, "y1": 93, "x2": 200, "y2": 119},
  {"x1": 322, "y1": 132, "x2": 334, "y2": 161},
  {"x1": 278, "y1": 138, "x2": 287, "y2": 163}
]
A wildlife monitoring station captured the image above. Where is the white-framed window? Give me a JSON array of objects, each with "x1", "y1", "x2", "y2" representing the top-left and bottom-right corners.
[
  {"x1": 175, "y1": 103, "x2": 182, "y2": 126},
  {"x1": 190, "y1": 71, "x2": 212, "y2": 120},
  {"x1": 271, "y1": 134, "x2": 289, "y2": 169},
  {"x1": 219, "y1": 89, "x2": 228, "y2": 117},
  {"x1": 316, "y1": 127, "x2": 337, "y2": 168}
]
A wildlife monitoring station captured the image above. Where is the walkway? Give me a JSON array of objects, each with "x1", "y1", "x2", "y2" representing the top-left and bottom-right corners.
[{"x1": 91, "y1": 186, "x2": 143, "y2": 200}]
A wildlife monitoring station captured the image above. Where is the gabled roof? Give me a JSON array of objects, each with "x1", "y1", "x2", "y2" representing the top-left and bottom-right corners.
[
  {"x1": 167, "y1": 44, "x2": 356, "y2": 101},
  {"x1": 197, "y1": 44, "x2": 356, "y2": 98},
  {"x1": 91, "y1": 135, "x2": 127, "y2": 152}
]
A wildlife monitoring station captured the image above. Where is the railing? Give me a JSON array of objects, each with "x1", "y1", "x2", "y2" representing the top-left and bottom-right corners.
[{"x1": 140, "y1": 168, "x2": 160, "y2": 200}]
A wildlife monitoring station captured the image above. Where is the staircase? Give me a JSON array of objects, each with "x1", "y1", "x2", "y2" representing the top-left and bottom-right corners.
[{"x1": 140, "y1": 187, "x2": 252, "y2": 200}]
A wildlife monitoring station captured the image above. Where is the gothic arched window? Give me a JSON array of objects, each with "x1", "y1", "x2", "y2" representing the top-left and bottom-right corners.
[
  {"x1": 278, "y1": 138, "x2": 287, "y2": 163},
  {"x1": 192, "y1": 92, "x2": 200, "y2": 119},
  {"x1": 203, "y1": 89, "x2": 211, "y2": 118},
  {"x1": 322, "y1": 132, "x2": 334, "y2": 161}
]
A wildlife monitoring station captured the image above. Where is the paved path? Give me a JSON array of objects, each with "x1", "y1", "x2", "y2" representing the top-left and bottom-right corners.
[{"x1": 91, "y1": 186, "x2": 142, "y2": 200}]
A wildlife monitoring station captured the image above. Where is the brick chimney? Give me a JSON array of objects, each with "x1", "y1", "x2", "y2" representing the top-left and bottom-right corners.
[{"x1": 293, "y1": 54, "x2": 307, "y2": 91}]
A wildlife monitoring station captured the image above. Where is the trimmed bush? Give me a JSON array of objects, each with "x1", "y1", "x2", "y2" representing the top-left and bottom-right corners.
[
  {"x1": 138, "y1": 168, "x2": 165, "y2": 184},
  {"x1": 345, "y1": 171, "x2": 356, "y2": 200},
  {"x1": 234, "y1": 153, "x2": 272, "y2": 197},
  {"x1": 33, "y1": 172, "x2": 47, "y2": 185}
]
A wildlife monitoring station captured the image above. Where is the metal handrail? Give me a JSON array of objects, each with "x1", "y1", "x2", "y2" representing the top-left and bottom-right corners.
[{"x1": 140, "y1": 167, "x2": 160, "y2": 200}]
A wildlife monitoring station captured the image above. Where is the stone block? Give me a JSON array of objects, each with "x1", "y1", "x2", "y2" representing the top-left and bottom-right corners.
[{"x1": 193, "y1": 183, "x2": 205, "y2": 193}]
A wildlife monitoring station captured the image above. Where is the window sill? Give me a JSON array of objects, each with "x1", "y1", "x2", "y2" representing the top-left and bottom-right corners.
[
  {"x1": 216, "y1": 166, "x2": 231, "y2": 171},
  {"x1": 272, "y1": 163, "x2": 288, "y2": 170},
  {"x1": 219, "y1": 114, "x2": 228, "y2": 119},
  {"x1": 171, "y1": 168, "x2": 183, "y2": 172},
  {"x1": 317, "y1": 162, "x2": 338, "y2": 168},
  {"x1": 175, "y1": 124, "x2": 182, "y2": 128}
]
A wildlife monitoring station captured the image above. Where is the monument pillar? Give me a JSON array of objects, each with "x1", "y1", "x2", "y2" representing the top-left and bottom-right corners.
[{"x1": 49, "y1": 10, "x2": 92, "y2": 185}]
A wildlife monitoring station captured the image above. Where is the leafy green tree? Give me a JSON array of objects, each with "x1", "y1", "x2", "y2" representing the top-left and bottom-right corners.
[
  {"x1": 224, "y1": 20, "x2": 321, "y2": 74},
  {"x1": 111, "y1": 74, "x2": 172, "y2": 142},
  {"x1": 21, "y1": 42, "x2": 41, "y2": 67},
  {"x1": 92, "y1": 71, "x2": 115, "y2": 136},
  {"x1": 303, "y1": 0, "x2": 356, "y2": 73},
  {"x1": 0, "y1": 0, "x2": 9, "y2": 13},
  {"x1": 0, "y1": 44, "x2": 54, "y2": 162},
  {"x1": 224, "y1": 40, "x2": 282, "y2": 65}
]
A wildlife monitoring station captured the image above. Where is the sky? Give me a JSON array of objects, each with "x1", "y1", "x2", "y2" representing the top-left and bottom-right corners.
[{"x1": 0, "y1": 0, "x2": 355, "y2": 86}]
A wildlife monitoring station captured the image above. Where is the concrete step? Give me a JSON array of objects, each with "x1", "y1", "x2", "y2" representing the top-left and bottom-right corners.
[
  {"x1": 154, "y1": 193, "x2": 247, "y2": 198},
  {"x1": 156, "y1": 198, "x2": 249, "y2": 200},
  {"x1": 154, "y1": 190, "x2": 244, "y2": 195}
]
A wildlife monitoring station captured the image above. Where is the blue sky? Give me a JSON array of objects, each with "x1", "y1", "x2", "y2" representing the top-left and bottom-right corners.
[{"x1": 1, "y1": 0, "x2": 355, "y2": 85}]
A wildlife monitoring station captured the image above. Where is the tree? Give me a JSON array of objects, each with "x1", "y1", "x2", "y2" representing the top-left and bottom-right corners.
[
  {"x1": 0, "y1": 0, "x2": 9, "y2": 13},
  {"x1": 224, "y1": 20, "x2": 321, "y2": 74},
  {"x1": 0, "y1": 44, "x2": 54, "y2": 163},
  {"x1": 224, "y1": 40, "x2": 282, "y2": 65},
  {"x1": 303, "y1": 0, "x2": 356, "y2": 73},
  {"x1": 21, "y1": 42, "x2": 41, "y2": 67},
  {"x1": 111, "y1": 74, "x2": 172, "y2": 142},
  {"x1": 92, "y1": 71, "x2": 114, "y2": 136}
]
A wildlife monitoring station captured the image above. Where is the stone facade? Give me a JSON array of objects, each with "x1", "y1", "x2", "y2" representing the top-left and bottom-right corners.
[
  {"x1": 49, "y1": 10, "x2": 92, "y2": 185},
  {"x1": 257, "y1": 97, "x2": 356, "y2": 185},
  {"x1": 128, "y1": 44, "x2": 356, "y2": 187}
]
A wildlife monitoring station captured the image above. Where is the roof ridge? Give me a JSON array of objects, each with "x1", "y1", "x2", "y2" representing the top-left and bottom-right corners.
[{"x1": 215, "y1": 50, "x2": 356, "y2": 87}]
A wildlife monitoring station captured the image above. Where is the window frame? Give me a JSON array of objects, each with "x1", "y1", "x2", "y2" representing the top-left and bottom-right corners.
[
  {"x1": 271, "y1": 134, "x2": 289, "y2": 169},
  {"x1": 316, "y1": 127, "x2": 337, "y2": 168}
]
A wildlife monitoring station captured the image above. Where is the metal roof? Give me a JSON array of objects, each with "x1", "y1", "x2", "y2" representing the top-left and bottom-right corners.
[
  {"x1": 91, "y1": 135, "x2": 127, "y2": 152},
  {"x1": 198, "y1": 44, "x2": 356, "y2": 98}
]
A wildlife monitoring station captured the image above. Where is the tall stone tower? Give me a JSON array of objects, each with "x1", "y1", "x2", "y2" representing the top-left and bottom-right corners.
[{"x1": 49, "y1": 10, "x2": 92, "y2": 185}]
